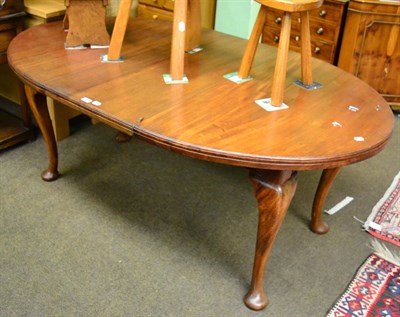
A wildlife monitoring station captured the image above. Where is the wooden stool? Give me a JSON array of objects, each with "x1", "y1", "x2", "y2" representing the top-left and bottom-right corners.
[{"x1": 238, "y1": 0, "x2": 323, "y2": 107}]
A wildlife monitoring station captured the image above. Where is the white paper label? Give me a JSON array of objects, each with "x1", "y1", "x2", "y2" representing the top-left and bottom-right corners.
[
  {"x1": 178, "y1": 21, "x2": 186, "y2": 32},
  {"x1": 368, "y1": 221, "x2": 382, "y2": 231},
  {"x1": 255, "y1": 98, "x2": 289, "y2": 112},
  {"x1": 324, "y1": 196, "x2": 354, "y2": 215},
  {"x1": 81, "y1": 97, "x2": 92, "y2": 103}
]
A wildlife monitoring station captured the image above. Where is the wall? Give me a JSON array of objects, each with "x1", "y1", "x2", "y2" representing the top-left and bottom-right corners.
[{"x1": 214, "y1": 0, "x2": 260, "y2": 39}]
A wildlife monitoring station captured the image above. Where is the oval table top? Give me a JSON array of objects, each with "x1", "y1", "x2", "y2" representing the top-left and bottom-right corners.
[{"x1": 8, "y1": 18, "x2": 394, "y2": 170}]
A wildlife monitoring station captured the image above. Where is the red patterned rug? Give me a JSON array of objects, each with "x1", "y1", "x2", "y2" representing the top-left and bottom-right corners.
[
  {"x1": 327, "y1": 253, "x2": 400, "y2": 317},
  {"x1": 364, "y1": 172, "x2": 400, "y2": 247}
]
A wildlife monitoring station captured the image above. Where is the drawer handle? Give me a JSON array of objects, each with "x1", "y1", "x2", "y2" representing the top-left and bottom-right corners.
[
  {"x1": 273, "y1": 35, "x2": 279, "y2": 43},
  {"x1": 275, "y1": 17, "x2": 281, "y2": 24},
  {"x1": 316, "y1": 27, "x2": 324, "y2": 35},
  {"x1": 314, "y1": 47, "x2": 321, "y2": 54},
  {"x1": 152, "y1": 14, "x2": 159, "y2": 20},
  {"x1": 295, "y1": 36, "x2": 300, "y2": 41},
  {"x1": 0, "y1": 0, "x2": 6, "y2": 9},
  {"x1": 319, "y1": 10, "x2": 326, "y2": 17}
]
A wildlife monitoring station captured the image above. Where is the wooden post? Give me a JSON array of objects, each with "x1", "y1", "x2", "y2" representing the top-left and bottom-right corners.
[
  {"x1": 300, "y1": 11, "x2": 313, "y2": 86},
  {"x1": 170, "y1": 0, "x2": 188, "y2": 80},
  {"x1": 185, "y1": 0, "x2": 201, "y2": 51},
  {"x1": 107, "y1": 0, "x2": 134, "y2": 61},
  {"x1": 270, "y1": 12, "x2": 292, "y2": 106},
  {"x1": 238, "y1": 6, "x2": 268, "y2": 79}
]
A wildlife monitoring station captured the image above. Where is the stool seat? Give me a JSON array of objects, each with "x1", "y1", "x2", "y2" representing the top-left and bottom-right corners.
[{"x1": 256, "y1": 0, "x2": 323, "y2": 12}]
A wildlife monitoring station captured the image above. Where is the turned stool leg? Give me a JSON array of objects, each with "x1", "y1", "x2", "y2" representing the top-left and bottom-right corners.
[
  {"x1": 105, "y1": 0, "x2": 134, "y2": 61},
  {"x1": 238, "y1": 6, "x2": 268, "y2": 79},
  {"x1": 170, "y1": 0, "x2": 188, "y2": 80},
  {"x1": 237, "y1": 0, "x2": 323, "y2": 103},
  {"x1": 300, "y1": 11, "x2": 313, "y2": 86},
  {"x1": 185, "y1": 0, "x2": 201, "y2": 51},
  {"x1": 270, "y1": 12, "x2": 292, "y2": 106}
]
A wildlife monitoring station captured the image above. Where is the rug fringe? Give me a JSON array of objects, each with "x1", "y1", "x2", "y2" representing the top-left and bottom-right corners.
[
  {"x1": 363, "y1": 171, "x2": 400, "y2": 231},
  {"x1": 369, "y1": 239, "x2": 400, "y2": 266}
]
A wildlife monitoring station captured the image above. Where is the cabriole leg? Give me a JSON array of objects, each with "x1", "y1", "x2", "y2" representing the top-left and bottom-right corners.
[
  {"x1": 25, "y1": 85, "x2": 59, "y2": 181},
  {"x1": 310, "y1": 167, "x2": 341, "y2": 234},
  {"x1": 245, "y1": 169, "x2": 298, "y2": 310}
]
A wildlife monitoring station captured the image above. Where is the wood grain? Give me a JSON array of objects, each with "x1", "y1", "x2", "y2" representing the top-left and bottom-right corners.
[
  {"x1": 338, "y1": 0, "x2": 400, "y2": 108},
  {"x1": 7, "y1": 18, "x2": 395, "y2": 311},
  {"x1": 8, "y1": 18, "x2": 394, "y2": 171}
]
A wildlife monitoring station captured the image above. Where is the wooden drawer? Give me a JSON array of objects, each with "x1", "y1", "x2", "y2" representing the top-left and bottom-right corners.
[
  {"x1": 139, "y1": 0, "x2": 163, "y2": 8},
  {"x1": 138, "y1": 0, "x2": 216, "y2": 29},
  {"x1": 162, "y1": 0, "x2": 175, "y2": 11},
  {"x1": 266, "y1": 12, "x2": 338, "y2": 42},
  {"x1": 262, "y1": 0, "x2": 347, "y2": 64},
  {"x1": 0, "y1": 0, "x2": 24, "y2": 17},
  {"x1": 137, "y1": 4, "x2": 173, "y2": 21},
  {"x1": 309, "y1": 1, "x2": 344, "y2": 23},
  {"x1": 139, "y1": 0, "x2": 175, "y2": 11},
  {"x1": 263, "y1": 27, "x2": 336, "y2": 63},
  {"x1": 264, "y1": 1, "x2": 344, "y2": 25}
]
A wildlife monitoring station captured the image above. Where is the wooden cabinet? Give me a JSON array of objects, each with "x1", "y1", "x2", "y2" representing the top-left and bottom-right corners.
[
  {"x1": 0, "y1": 0, "x2": 25, "y2": 63},
  {"x1": 0, "y1": 0, "x2": 34, "y2": 150},
  {"x1": 137, "y1": 0, "x2": 216, "y2": 29},
  {"x1": 338, "y1": 0, "x2": 400, "y2": 110},
  {"x1": 261, "y1": 0, "x2": 348, "y2": 64}
]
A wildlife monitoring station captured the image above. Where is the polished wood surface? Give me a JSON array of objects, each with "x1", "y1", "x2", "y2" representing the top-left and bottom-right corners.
[
  {"x1": 246, "y1": 169, "x2": 298, "y2": 310},
  {"x1": 338, "y1": 0, "x2": 400, "y2": 109},
  {"x1": 310, "y1": 167, "x2": 341, "y2": 234},
  {"x1": 258, "y1": 0, "x2": 323, "y2": 12},
  {"x1": 8, "y1": 19, "x2": 393, "y2": 170},
  {"x1": 7, "y1": 18, "x2": 394, "y2": 310}
]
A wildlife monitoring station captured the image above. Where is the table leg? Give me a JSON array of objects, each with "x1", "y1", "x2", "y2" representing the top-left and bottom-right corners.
[
  {"x1": 115, "y1": 131, "x2": 132, "y2": 143},
  {"x1": 310, "y1": 167, "x2": 341, "y2": 234},
  {"x1": 18, "y1": 81, "x2": 34, "y2": 141},
  {"x1": 245, "y1": 169, "x2": 298, "y2": 310},
  {"x1": 24, "y1": 85, "x2": 60, "y2": 181}
]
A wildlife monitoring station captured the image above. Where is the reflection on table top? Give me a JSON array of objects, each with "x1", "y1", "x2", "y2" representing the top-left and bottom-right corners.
[{"x1": 8, "y1": 18, "x2": 394, "y2": 170}]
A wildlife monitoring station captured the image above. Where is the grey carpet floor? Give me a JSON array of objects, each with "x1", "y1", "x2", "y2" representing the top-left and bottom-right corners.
[{"x1": 1, "y1": 113, "x2": 399, "y2": 317}]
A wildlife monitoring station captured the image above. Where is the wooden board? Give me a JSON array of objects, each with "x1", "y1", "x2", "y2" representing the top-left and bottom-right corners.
[{"x1": 24, "y1": 0, "x2": 66, "y2": 19}]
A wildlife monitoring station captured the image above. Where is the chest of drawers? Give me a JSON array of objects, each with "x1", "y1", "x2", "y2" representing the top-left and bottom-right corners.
[{"x1": 261, "y1": 0, "x2": 348, "y2": 64}]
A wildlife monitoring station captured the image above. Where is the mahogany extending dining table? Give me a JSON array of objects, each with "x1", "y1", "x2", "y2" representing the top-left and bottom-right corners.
[{"x1": 7, "y1": 18, "x2": 394, "y2": 311}]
